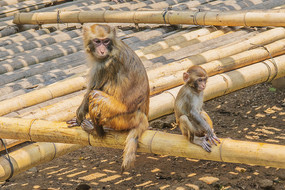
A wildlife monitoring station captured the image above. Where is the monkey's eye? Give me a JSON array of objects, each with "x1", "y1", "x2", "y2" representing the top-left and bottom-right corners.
[
  {"x1": 197, "y1": 78, "x2": 203, "y2": 82},
  {"x1": 93, "y1": 39, "x2": 101, "y2": 45},
  {"x1": 103, "y1": 39, "x2": 110, "y2": 45}
]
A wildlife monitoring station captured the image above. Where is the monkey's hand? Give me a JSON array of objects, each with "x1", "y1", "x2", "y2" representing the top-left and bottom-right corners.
[
  {"x1": 66, "y1": 118, "x2": 80, "y2": 128},
  {"x1": 206, "y1": 128, "x2": 220, "y2": 146}
]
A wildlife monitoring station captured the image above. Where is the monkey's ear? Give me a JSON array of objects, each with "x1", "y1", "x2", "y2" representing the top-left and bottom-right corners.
[
  {"x1": 183, "y1": 72, "x2": 190, "y2": 83},
  {"x1": 82, "y1": 24, "x2": 90, "y2": 35},
  {"x1": 111, "y1": 27, "x2": 117, "y2": 37}
]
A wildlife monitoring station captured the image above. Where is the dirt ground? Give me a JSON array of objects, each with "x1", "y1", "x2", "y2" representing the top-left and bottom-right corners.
[{"x1": 1, "y1": 82, "x2": 285, "y2": 190}]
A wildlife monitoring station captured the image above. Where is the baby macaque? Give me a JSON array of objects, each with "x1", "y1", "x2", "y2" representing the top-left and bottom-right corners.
[{"x1": 174, "y1": 65, "x2": 220, "y2": 152}]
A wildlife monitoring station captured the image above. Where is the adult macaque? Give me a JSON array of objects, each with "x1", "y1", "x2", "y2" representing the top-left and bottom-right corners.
[
  {"x1": 67, "y1": 24, "x2": 150, "y2": 171},
  {"x1": 174, "y1": 65, "x2": 220, "y2": 152}
]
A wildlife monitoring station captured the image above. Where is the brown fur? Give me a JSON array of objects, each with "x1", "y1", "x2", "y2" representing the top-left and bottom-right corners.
[{"x1": 72, "y1": 24, "x2": 150, "y2": 170}]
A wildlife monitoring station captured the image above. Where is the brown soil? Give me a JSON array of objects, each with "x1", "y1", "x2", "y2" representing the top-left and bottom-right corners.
[{"x1": 1, "y1": 82, "x2": 285, "y2": 190}]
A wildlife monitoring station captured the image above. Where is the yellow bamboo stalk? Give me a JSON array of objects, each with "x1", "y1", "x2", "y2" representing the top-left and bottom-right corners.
[
  {"x1": 0, "y1": 75, "x2": 85, "y2": 116},
  {"x1": 149, "y1": 37, "x2": 285, "y2": 94},
  {"x1": 13, "y1": 10, "x2": 285, "y2": 27},
  {"x1": 147, "y1": 27, "x2": 285, "y2": 81},
  {"x1": 0, "y1": 117, "x2": 284, "y2": 174},
  {"x1": 0, "y1": 142, "x2": 82, "y2": 181}
]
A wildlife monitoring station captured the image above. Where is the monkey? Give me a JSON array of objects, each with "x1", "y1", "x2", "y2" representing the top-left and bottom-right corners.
[
  {"x1": 67, "y1": 24, "x2": 150, "y2": 171},
  {"x1": 174, "y1": 65, "x2": 220, "y2": 152}
]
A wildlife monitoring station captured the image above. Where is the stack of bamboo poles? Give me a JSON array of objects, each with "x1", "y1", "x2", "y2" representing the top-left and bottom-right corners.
[
  {"x1": 0, "y1": 8, "x2": 285, "y2": 181},
  {"x1": 1, "y1": 39, "x2": 285, "y2": 180}
]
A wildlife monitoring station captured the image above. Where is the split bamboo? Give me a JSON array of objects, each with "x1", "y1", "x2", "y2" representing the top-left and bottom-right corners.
[
  {"x1": 0, "y1": 36, "x2": 83, "y2": 75},
  {"x1": 0, "y1": 139, "x2": 24, "y2": 152},
  {"x1": 0, "y1": 117, "x2": 284, "y2": 175},
  {"x1": 139, "y1": 27, "x2": 233, "y2": 62},
  {"x1": 135, "y1": 27, "x2": 216, "y2": 59},
  {"x1": 0, "y1": 142, "x2": 82, "y2": 181},
  {"x1": 0, "y1": 29, "x2": 81, "y2": 59},
  {"x1": 147, "y1": 27, "x2": 285, "y2": 81},
  {"x1": 0, "y1": 0, "x2": 67, "y2": 18},
  {"x1": 13, "y1": 10, "x2": 285, "y2": 27},
  {"x1": 149, "y1": 37, "x2": 285, "y2": 94}
]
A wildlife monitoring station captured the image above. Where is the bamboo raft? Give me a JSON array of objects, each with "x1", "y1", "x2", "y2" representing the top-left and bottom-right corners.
[{"x1": 0, "y1": 0, "x2": 284, "y2": 183}]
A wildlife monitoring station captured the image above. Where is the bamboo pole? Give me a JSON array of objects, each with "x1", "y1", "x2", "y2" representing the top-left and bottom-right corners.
[
  {"x1": 0, "y1": 75, "x2": 86, "y2": 116},
  {"x1": 13, "y1": 10, "x2": 285, "y2": 27},
  {"x1": 0, "y1": 117, "x2": 284, "y2": 175},
  {"x1": 0, "y1": 142, "x2": 82, "y2": 181}
]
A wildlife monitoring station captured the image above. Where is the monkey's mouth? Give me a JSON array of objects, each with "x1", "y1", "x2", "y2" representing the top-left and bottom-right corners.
[{"x1": 94, "y1": 52, "x2": 109, "y2": 59}]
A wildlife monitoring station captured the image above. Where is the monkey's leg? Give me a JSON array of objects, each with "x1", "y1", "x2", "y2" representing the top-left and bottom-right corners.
[
  {"x1": 179, "y1": 115, "x2": 212, "y2": 152},
  {"x1": 200, "y1": 110, "x2": 220, "y2": 145},
  {"x1": 88, "y1": 90, "x2": 128, "y2": 120},
  {"x1": 200, "y1": 110, "x2": 213, "y2": 129},
  {"x1": 88, "y1": 90, "x2": 138, "y2": 132}
]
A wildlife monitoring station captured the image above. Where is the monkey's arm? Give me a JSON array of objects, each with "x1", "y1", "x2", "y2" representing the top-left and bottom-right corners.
[
  {"x1": 189, "y1": 109, "x2": 220, "y2": 145},
  {"x1": 67, "y1": 90, "x2": 90, "y2": 127}
]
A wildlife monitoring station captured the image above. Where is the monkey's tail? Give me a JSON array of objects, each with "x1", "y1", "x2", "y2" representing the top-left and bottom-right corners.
[{"x1": 121, "y1": 112, "x2": 148, "y2": 172}]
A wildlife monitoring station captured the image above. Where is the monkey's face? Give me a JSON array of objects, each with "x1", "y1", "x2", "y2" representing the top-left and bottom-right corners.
[
  {"x1": 88, "y1": 38, "x2": 113, "y2": 60},
  {"x1": 83, "y1": 24, "x2": 116, "y2": 61},
  {"x1": 193, "y1": 77, "x2": 207, "y2": 92}
]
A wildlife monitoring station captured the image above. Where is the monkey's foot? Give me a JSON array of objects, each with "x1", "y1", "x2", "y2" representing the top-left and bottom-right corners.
[
  {"x1": 81, "y1": 119, "x2": 95, "y2": 134},
  {"x1": 193, "y1": 136, "x2": 212, "y2": 152}
]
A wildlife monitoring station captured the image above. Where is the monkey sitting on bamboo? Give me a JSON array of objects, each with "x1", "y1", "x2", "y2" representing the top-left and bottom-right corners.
[
  {"x1": 174, "y1": 65, "x2": 220, "y2": 152},
  {"x1": 67, "y1": 24, "x2": 150, "y2": 171}
]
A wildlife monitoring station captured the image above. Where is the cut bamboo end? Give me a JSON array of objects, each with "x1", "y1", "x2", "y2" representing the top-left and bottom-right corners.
[
  {"x1": 0, "y1": 117, "x2": 284, "y2": 171},
  {"x1": 0, "y1": 139, "x2": 24, "y2": 152},
  {"x1": 13, "y1": 10, "x2": 285, "y2": 27}
]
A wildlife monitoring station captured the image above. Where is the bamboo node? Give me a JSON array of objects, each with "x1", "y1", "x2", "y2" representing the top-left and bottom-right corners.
[
  {"x1": 29, "y1": 119, "x2": 37, "y2": 141},
  {"x1": 250, "y1": 43, "x2": 279, "y2": 82},
  {"x1": 148, "y1": 130, "x2": 158, "y2": 154},
  {"x1": 219, "y1": 137, "x2": 230, "y2": 162}
]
